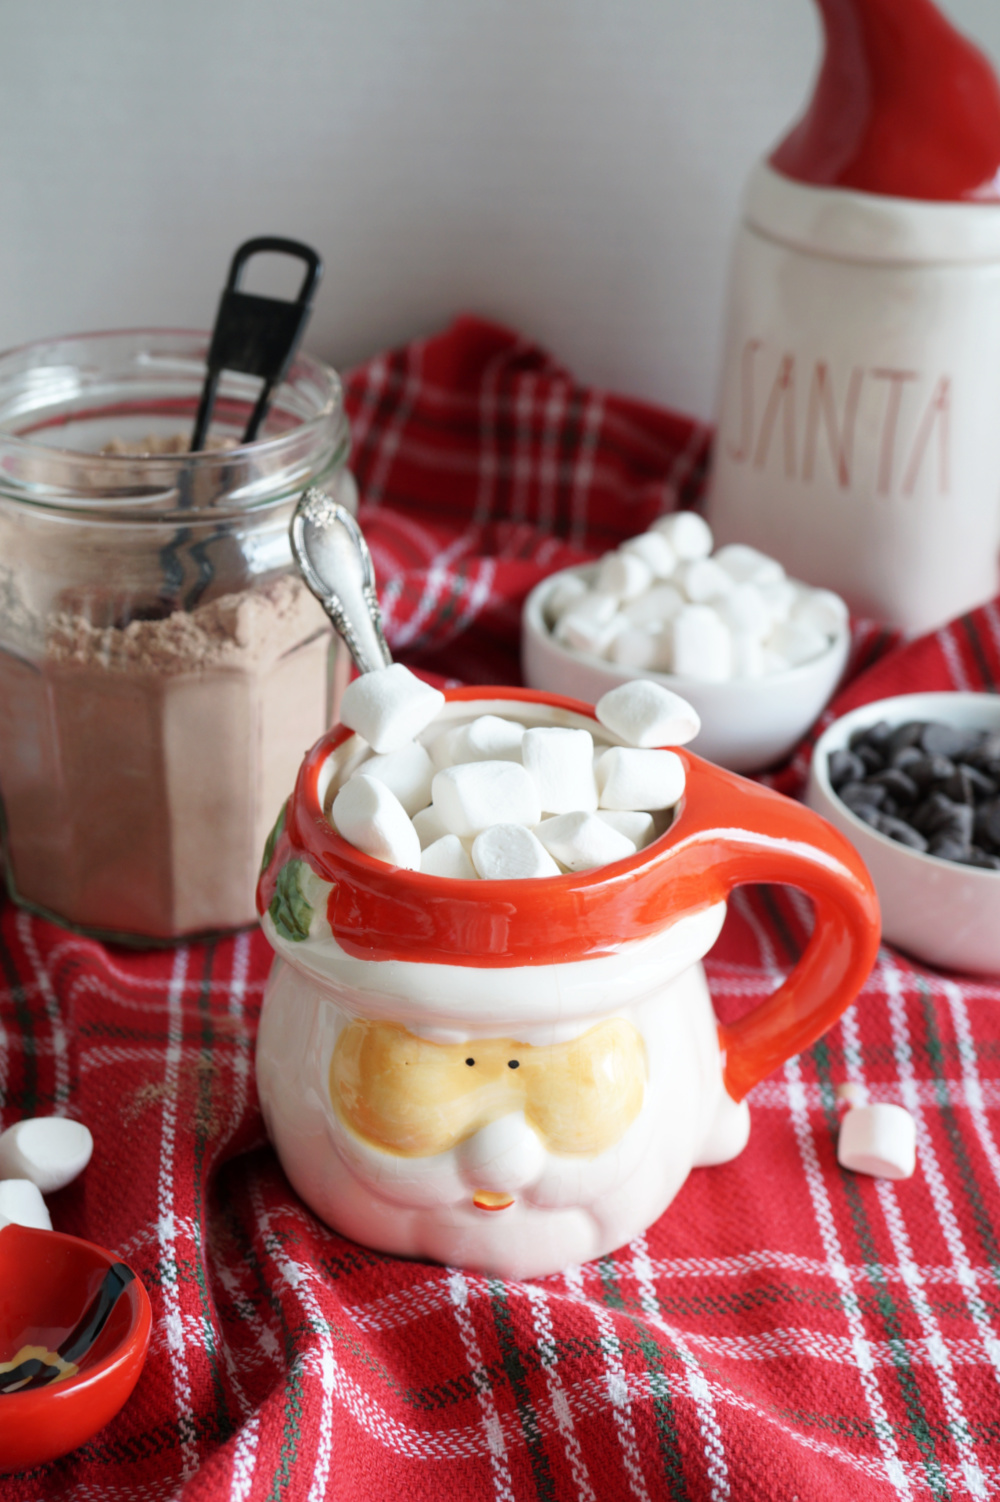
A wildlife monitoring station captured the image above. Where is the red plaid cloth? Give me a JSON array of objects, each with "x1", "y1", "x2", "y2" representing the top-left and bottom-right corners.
[{"x1": 3, "y1": 316, "x2": 1000, "y2": 1501}]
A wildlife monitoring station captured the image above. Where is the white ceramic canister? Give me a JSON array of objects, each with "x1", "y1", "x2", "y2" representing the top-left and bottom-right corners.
[
  {"x1": 255, "y1": 688, "x2": 879, "y2": 1280},
  {"x1": 707, "y1": 0, "x2": 1000, "y2": 637}
]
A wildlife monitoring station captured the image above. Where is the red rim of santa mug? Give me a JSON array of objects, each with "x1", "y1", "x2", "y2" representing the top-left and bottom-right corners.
[{"x1": 258, "y1": 686, "x2": 881, "y2": 1102}]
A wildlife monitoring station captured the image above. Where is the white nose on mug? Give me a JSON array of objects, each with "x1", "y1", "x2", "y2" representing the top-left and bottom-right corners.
[
  {"x1": 256, "y1": 687, "x2": 880, "y2": 1279},
  {"x1": 458, "y1": 1112, "x2": 547, "y2": 1193}
]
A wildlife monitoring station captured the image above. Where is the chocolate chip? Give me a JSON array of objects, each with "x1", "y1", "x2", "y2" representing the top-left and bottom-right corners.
[
  {"x1": 921, "y1": 723, "x2": 979, "y2": 760},
  {"x1": 840, "y1": 781, "x2": 886, "y2": 812},
  {"x1": 877, "y1": 815, "x2": 928, "y2": 851},
  {"x1": 829, "y1": 748, "x2": 866, "y2": 789},
  {"x1": 867, "y1": 769, "x2": 919, "y2": 803},
  {"x1": 911, "y1": 792, "x2": 961, "y2": 834},
  {"x1": 929, "y1": 836, "x2": 971, "y2": 862},
  {"x1": 887, "y1": 721, "x2": 926, "y2": 757},
  {"x1": 907, "y1": 754, "x2": 955, "y2": 787},
  {"x1": 856, "y1": 744, "x2": 886, "y2": 773},
  {"x1": 958, "y1": 764, "x2": 997, "y2": 801},
  {"x1": 890, "y1": 746, "x2": 925, "y2": 772},
  {"x1": 850, "y1": 720, "x2": 893, "y2": 750},
  {"x1": 977, "y1": 800, "x2": 1000, "y2": 848},
  {"x1": 942, "y1": 768, "x2": 976, "y2": 805}
]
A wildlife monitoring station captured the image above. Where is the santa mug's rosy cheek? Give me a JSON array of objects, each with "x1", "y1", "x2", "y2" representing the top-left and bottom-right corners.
[{"x1": 329, "y1": 1018, "x2": 647, "y2": 1161}]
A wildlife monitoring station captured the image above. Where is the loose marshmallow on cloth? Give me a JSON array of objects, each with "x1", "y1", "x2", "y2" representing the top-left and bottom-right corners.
[
  {"x1": 0, "y1": 1178, "x2": 51, "y2": 1231},
  {"x1": 332, "y1": 775, "x2": 421, "y2": 870},
  {"x1": 340, "y1": 664, "x2": 445, "y2": 754},
  {"x1": 0, "y1": 1117, "x2": 93, "y2": 1193},
  {"x1": 354, "y1": 742, "x2": 434, "y2": 816},
  {"x1": 597, "y1": 747, "x2": 685, "y2": 810},
  {"x1": 421, "y1": 834, "x2": 479, "y2": 880},
  {"x1": 471, "y1": 824, "x2": 560, "y2": 880},
  {"x1": 521, "y1": 728, "x2": 598, "y2": 814},
  {"x1": 536, "y1": 811, "x2": 636, "y2": 872},
  {"x1": 838, "y1": 1104, "x2": 917, "y2": 1180},
  {"x1": 432, "y1": 761, "x2": 541, "y2": 836},
  {"x1": 596, "y1": 681, "x2": 700, "y2": 748}
]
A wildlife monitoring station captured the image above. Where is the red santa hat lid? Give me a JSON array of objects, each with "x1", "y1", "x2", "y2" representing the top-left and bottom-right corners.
[{"x1": 770, "y1": 0, "x2": 1000, "y2": 202}]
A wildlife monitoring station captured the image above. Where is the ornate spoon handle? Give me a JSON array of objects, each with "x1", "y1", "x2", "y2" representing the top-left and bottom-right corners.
[{"x1": 290, "y1": 486, "x2": 392, "y2": 675}]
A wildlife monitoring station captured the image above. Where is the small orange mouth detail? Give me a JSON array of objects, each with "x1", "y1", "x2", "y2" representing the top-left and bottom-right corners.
[{"x1": 473, "y1": 1191, "x2": 514, "y2": 1212}]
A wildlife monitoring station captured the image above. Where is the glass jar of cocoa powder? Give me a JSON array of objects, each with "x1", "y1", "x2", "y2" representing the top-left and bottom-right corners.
[{"x1": 0, "y1": 329, "x2": 353, "y2": 942}]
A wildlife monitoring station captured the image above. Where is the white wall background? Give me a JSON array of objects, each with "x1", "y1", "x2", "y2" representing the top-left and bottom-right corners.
[{"x1": 1, "y1": 0, "x2": 999, "y2": 419}]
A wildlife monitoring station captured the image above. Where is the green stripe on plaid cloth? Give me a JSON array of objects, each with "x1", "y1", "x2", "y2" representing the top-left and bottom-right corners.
[{"x1": 2, "y1": 316, "x2": 1000, "y2": 1499}]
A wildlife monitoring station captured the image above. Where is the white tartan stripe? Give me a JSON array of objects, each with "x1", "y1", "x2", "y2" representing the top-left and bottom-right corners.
[
  {"x1": 731, "y1": 890, "x2": 912, "y2": 1498},
  {"x1": 840, "y1": 1002, "x2": 988, "y2": 1498}
]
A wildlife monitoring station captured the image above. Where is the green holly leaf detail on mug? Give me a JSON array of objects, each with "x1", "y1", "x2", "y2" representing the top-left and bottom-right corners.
[
  {"x1": 260, "y1": 800, "x2": 288, "y2": 877},
  {"x1": 269, "y1": 858, "x2": 313, "y2": 942}
]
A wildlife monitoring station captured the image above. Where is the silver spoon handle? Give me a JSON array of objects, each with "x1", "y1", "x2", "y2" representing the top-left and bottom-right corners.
[{"x1": 290, "y1": 487, "x2": 392, "y2": 675}]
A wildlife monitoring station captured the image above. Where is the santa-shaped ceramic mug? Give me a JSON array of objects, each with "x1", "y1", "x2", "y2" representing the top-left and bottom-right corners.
[{"x1": 256, "y1": 687, "x2": 879, "y2": 1279}]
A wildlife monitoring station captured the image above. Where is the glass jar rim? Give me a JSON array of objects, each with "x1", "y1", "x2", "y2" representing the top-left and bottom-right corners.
[{"x1": 0, "y1": 327, "x2": 348, "y2": 520}]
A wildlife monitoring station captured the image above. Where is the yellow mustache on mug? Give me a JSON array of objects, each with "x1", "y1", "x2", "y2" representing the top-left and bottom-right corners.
[{"x1": 330, "y1": 1017, "x2": 646, "y2": 1158}]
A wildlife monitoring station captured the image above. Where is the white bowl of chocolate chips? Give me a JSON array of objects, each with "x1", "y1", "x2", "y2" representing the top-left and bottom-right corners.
[{"x1": 807, "y1": 692, "x2": 1000, "y2": 975}]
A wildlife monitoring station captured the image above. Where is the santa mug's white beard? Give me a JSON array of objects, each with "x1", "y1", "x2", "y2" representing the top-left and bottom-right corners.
[{"x1": 257, "y1": 943, "x2": 749, "y2": 1280}]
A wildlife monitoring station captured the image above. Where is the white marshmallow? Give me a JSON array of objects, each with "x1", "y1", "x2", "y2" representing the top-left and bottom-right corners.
[
  {"x1": 622, "y1": 583, "x2": 685, "y2": 627},
  {"x1": 354, "y1": 742, "x2": 434, "y2": 816},
  {"x1": 340, "y1": 664, "x2": 445, "y2": 754},
  {"x1": 837, "y1": 1104, "x2": 916, "y2": 1180},
  {"x1": 607, "y1": 625, "x2": 670, "y2": 671},
  {"x1": 535, "y1": 811, "x2": 636, "y2": 871},
  {"x1": 425, "y1": 727, "x2": 460, "y2": 770},
  {"x1": 432, "y1": 761, "x2": 541, "y2": 836},
  {"x1": 674, "y1": 557, "x2": 734, "y2": 604},
  {"x1": 730, "y1": 632, "x2": 766, "y2": 679},
  {"x1": 716, "y1": 582, "x2": 771, "y2": 640},
  {"x1": 421, "y1": 834, "x2": 479, "y2": 880},
  {"x1": 331, "y1": 775, "x2": 421, "y2": 870},
  {"x1": 413, "y1": 802, "x2": 450, "y2": 849},
  {"x1": 596, "y1": 681, "x2": 700, "y2": 748},
  {"x1": 555, "y1": 601, "x2": 623, "y2": 656},
  {"x1": 0, "y1": 1178, "x2": 51, "y2": 1232},
  {"x1": 762, "y1": 648, "x2": 791, "y2": 675},
  {"x1": 596, "y1": 809, "x2": 656, "y2": 848},
  {"x1": 471, "y1": 824, "x2": 560, "y2": 880},
  {"x1": 619, "y1": 531, "x2": 677, "y2": 579},
  {"x1": 597, "y1": 747, "x2": 686, "y2": 810},
  {"x1": 759, "y1": 578, "x2": 798, "y2": 624},
  {"x1": 713, "y1": 543, "x2": 785, "y2": 587},
  {"x1": 446, "y1": 715, "x2": 525, "y2": 764},
  {"x1": 650, "y1": 511, "x2": 713, "y2": 559},
  {"x1": 597, "y1": 552, "x2": 654, "y2": 602},
  {"x1": 791, "y1": 587, "x2": 849, "y2": 638},
  {"x1": 835, "y1": 1081, "x2": 868, "y2": 1108},
  {"x1": 766, "y1": 619, "x2": 831, "y2": 667},
  {"x1": 543, "y1": 572, "x2": 588, "y2": 626},
  {"x1": 0, "y1": 1118, "x2": 93, "y2": 1194},
  {"x1": 672, "y1": 605, "x2": 732, "y2": 681},
  {"x1": 521, "y1": 727, "x2": 598, "y2": 814}
]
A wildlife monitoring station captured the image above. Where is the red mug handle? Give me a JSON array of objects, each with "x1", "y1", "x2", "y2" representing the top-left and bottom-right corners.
[{"x1": 657, "y1": 754, "x2": 882, "y2": 1102}]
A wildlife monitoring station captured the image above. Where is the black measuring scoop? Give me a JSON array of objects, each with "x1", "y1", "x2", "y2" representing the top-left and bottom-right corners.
[{"x1": 190, "y1": 236, "x2": 323, "y2": 452}]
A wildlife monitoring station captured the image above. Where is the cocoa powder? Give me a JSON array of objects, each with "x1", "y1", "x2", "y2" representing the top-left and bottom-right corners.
[{"x1": 0, "y1": 573, "x2": 335, "y2": 939}]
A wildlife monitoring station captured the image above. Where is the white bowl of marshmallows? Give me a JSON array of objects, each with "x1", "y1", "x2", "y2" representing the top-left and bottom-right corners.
[
  {"x1": 328, "y1": 666, "x2": 700, "y2": 880},
  {"x1": 522, "y1": 512, "x2": 850, "y2": 773}
]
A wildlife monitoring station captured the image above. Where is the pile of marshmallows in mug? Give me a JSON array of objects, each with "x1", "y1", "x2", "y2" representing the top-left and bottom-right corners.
[
  {"x1": 330, "y1": 669, "x2": 699, "y2": 880},
  {"x1": 326, "y1": 663, "x2": 918, "y2": 1183},
  {"x1": 547, "y1": 512, "x2": 846, "y2": 678}
]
